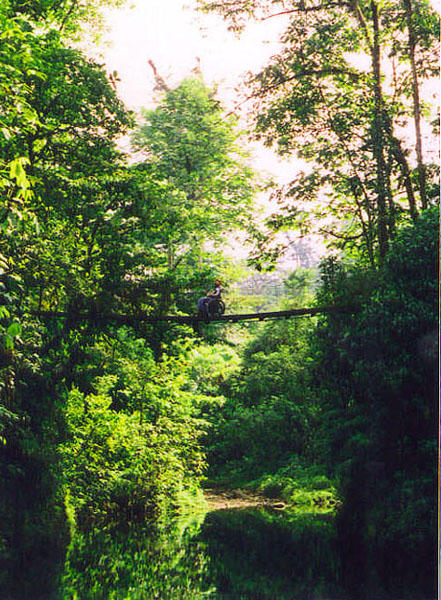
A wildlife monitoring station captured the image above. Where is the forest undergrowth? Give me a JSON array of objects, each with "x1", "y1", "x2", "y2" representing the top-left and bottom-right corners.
[{"x1": 0, "y1": 0, "x2": 438, "y2": 596}]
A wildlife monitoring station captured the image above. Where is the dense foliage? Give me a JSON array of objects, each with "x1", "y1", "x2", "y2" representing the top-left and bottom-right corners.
[
  {"x1": 0, "y1": 0, "x2": 257, "y2": 596},
  {"x1": 0, "y1": 4, "x2": 135, "y2": 595},
  {"x1": 311, "y1": 207, "x2": 438, "y2": 596},
  {"x1": 205, "y1": 271, "x2": 320, "y2": 481},
  {"x1": 0, "y1": 0, "x2": 438, "y2": 597},
  {"x1": 199, "y1": 0, "x2": 439, "y2": 265}
]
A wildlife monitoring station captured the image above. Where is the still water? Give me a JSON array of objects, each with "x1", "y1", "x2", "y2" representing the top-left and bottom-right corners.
[{"x1": 60, "y1": 505, "x2": 433, "y2": 600}]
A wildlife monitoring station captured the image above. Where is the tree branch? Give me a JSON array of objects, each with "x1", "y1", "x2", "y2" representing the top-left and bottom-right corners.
[
  {"x1": 261, "y1": 3, "x2": 350, "y2": 20},
  {"x1": 58, "y1": 0, "x2": 79, "y2": 33},
  {"x1": 319, "y1": 228, "x2": 363, "y2": 240}
]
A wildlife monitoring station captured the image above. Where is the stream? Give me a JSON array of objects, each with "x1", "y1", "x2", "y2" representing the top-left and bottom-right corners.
[{"x1": 60, "y1": 495, "x2": 434, "y2": 600}]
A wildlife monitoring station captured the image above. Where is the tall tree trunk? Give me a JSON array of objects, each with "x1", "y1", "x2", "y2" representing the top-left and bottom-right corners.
[
  {"x1": 370, "y1": 0, "x2": 389, "y2": 261},
  {"x1": 402, "y1": 0, "x2": 428, "y2": 210},
  {"x1": 352, "y1": 0, "x2": 390, "y2": 261},
  {"x1": 384, "y1": 124, "x2": 419, "y2": 221}
]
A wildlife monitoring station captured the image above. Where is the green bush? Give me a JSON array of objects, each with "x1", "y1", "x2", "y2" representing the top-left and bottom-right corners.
[{"x1": 311, "y1": 207, "x2": 438, "y2": 596}]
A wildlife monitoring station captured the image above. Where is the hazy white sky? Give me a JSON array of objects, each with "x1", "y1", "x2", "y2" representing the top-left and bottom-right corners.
[
  {"x1": 102, "y1": 0, "x2": 285, "y2": 111},
  {"x1": 99, "y1": 0, "x2": 300, "y2": 183}
]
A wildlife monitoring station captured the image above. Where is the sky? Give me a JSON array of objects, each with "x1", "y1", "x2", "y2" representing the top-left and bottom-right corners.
[
  {"x1": 101, "y1": 0, "x2": 283, "y2": 111},
  {"x1": 95, "y1": 0, "x2": 314, "y2": 265},
  {"x1": 99, "y1": 0, "x2": 299, "y2": 184}
]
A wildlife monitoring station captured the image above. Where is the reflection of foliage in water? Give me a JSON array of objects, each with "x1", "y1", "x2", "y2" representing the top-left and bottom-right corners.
[
  {"x1": 199, "y1": 508, "x2": 344, "y2": 600},
  {"x1": 61, "y1": 506, "x2": 344, "y2": 600},
  {"x1": 61, "y1": 502, "x2": 436, "y2": 600},
  {"x1": 61, "y1": 511, "x2": 216, "y2": 600}
]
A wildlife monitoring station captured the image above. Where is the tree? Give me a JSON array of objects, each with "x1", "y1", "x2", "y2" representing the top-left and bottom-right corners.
[
  {"x1": 311, "y1": 207, "x2": 438, "y2": 597},
  {"x1": 132, "y1": 76, "x2": 257, "y2": 251},
  {"x1": 0, "y1": 5, "x2": 134, "y2": 322},
  {"x1": 0, "y1": 5, "x2": 137, "y2": 597},
  {"x1": 1, "y1": 10, "x2": 260, "y2": 597},
  {"x1": 197, "y1": 0, "x2": 439, "y2": 266},
  {"x1": 400, "y1": 0, "x2": 434, "y2": 210},
  {"x1": 130, "y1": 76, "x2": 259, "y2": 315}
]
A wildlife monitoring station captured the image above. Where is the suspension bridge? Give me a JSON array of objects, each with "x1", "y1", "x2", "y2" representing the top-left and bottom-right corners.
[{"x1": 30, "y1": 305, "x2": 357, "y2": 327}]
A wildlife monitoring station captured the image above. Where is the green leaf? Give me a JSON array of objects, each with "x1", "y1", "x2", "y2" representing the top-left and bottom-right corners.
[
  {"x1": 6, "y1": 322, "x2": 22, "y2": 337},
  {"x1": 1, "y1": 127, "x2": 11, "y2": 140},
  {"x1": 0, "y1": 306, "x2": 10, "y2": 319}
]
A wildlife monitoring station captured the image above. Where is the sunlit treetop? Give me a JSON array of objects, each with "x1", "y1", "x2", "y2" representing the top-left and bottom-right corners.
[{"x1": 3, "y1": 0, "x2": 127, "y2": 39}]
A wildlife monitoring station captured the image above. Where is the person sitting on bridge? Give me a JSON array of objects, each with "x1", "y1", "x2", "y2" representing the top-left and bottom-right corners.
[{"x1": 197, "y1": 279, "x2": 223, "y2": 318}]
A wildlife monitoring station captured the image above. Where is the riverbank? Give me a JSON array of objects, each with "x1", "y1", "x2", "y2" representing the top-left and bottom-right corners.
[{"x1": 204, "y1": 488, "x2": 287, "y2": 511}]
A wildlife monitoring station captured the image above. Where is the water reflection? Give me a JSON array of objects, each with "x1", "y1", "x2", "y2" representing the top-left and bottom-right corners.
[
  {"x1": 200, "y1": 508, "x2": 344, "y2": 600},
  {"x1": 61, "y1": 506, "x2": 346, "y2": 600},
  {"x1": 61, "y1": 510, "x2": 212, "y2": 600},
  {"x1": 61, "y1": 505, "x2": 433, "y2": 600}
]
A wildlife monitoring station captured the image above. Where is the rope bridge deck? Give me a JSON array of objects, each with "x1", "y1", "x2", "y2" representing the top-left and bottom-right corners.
[{"x1": 30, "y1": 305, "x2": 356, "y2": 326}]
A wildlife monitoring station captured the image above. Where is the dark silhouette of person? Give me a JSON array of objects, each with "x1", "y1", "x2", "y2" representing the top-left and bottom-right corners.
[{"x1": 197, "y1": 279, "x2": 223, "y2": 318}]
